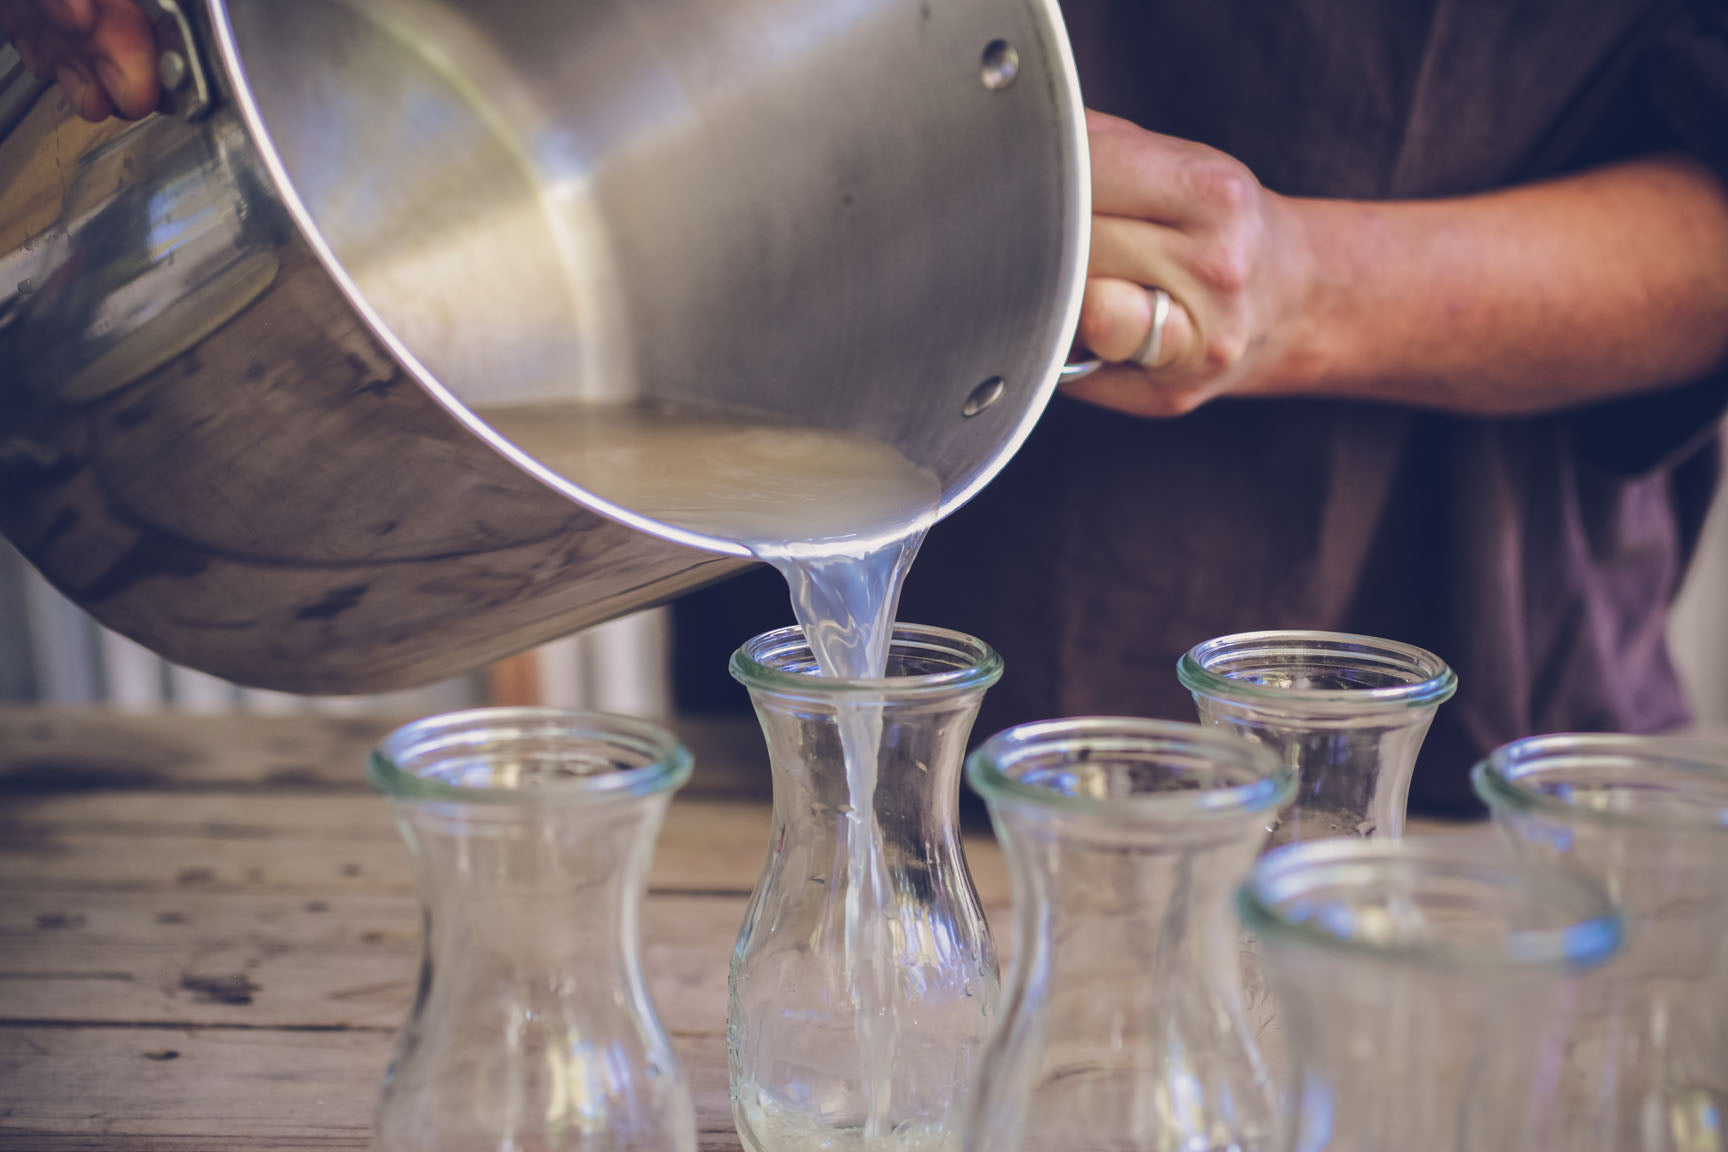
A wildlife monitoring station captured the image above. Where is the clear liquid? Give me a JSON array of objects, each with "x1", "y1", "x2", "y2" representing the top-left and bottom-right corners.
[
  {"x1": 739, "y1": 1091, "x2": 955, "y2": 1152},
  {"x1": 478, "y1": 402, "x2": 940, "y2": 552},
  {"x1": 481, "y1": 400, "x2": 941, "y2": 1146},
  {"x1": 765, "y1": 533, "x2": 926, "y2": 1144}
]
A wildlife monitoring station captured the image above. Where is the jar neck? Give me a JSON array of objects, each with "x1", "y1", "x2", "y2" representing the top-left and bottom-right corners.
[
  {"x1": 997, "y1": 807, "x2": 1266, "y2": 1000},
  {"x1": 1474, "y1": 734, "x2": 1728, "y2": 944},
  {"x1": 974, "y1": 806, "x2": 1277, "y2": 1149},
  {"x1": 1193, "y1": 699, "x2": 1438, "y2": 841},
  {"x1": 393, "y1": 793, "x2": 669, "y2": 971},
  {"x1": 1495, "y1": 812, "x2": 1728, "y2": 963},
  {"x1": 748, "y1": 689, "x2": 985, "y2": 837}
]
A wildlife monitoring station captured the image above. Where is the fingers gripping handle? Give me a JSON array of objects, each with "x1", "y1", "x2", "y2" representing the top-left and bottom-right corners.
[{"x1": 140, "y1": 0, "x2": 211, "y2": 119}]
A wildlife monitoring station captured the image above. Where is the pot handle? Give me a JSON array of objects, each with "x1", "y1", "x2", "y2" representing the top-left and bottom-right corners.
[
  {"x1": 141, "y1": 0, "x2": 213, "y2": 120},
  {"x1": 0, "y1": 0, "x2": 211, "y2": 136},
  {"x1": 1059, "y1": 357, "x2": 1101, "y2": 382}
]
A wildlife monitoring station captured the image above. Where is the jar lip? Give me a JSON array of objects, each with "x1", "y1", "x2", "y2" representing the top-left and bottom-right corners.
[
  {"x1": 965, "y1": 716, "x2": 1296, "y2": 822},
  {"x1": 1471, "y1": 732, "x2": 1728, "y2": 831},
  {"x1": 1237, "y1": 838, "x2": 1623, "y2": 972},
  {"x1": 1177, "y1": 630, "x2": 1457, "y2": 714},
  {"x1": 368, "y1": 707, "x2": 693, "y2": 805},
  {"x1": 728, "y1": 623, "x2": 1003, "y2": 699}
]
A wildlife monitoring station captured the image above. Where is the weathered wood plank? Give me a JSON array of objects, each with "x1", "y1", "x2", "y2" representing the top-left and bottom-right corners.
[
  {"x1": 0, "y1": 889, "x2": 746, "y2": 1034},
  {"x1": 0, "y1": 830, "x2": 427, "y2": 896},
  {"x1": 0, "y1": 708, "x2": 772, "y2": 800},
  {"x1": 0, "y1": 1026, "x2": 741, "y2": 1150},
  {"x1": 0, "y1": 793, "x2": 775, "y2": 895},
  {"x1": 0, "y1": 1024, "x2": 381, "y2": 1148},
  {"x1": 0, "y1": 884, "x2": 1011, "y2": 1028},
  {"x1": 0, "y1": 789, "x2": 1010, "y2": 902}
]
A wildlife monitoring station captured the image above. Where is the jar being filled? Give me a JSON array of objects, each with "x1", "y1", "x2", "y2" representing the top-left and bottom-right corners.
[{"x1": 728, "y1": 624, "x2": 1004, "y2": 1152}]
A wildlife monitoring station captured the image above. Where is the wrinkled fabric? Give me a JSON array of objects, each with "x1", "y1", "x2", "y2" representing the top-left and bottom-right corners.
[{"x1": 674, "y1": 0, "x2": 1728, "y2": 815}]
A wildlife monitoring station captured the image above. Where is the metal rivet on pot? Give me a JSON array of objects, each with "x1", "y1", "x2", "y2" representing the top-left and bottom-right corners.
[
  {"x1": 158, "y1": 51, "x2": 189, "y2": 92},
  {"x1": 980, "y1": 40, "x2": 1019, "y2": 90},
  {"x1": 962, "y1": 377, "x2": 1005, "y2": 417}
]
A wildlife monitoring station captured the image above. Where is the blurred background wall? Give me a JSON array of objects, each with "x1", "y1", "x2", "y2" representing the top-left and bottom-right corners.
[{"x1": 1671, "y1": 449, "x2": 1728, "y2": 731}]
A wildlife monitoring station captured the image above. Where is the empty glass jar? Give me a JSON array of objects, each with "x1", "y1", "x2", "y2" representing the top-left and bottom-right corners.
[
  {"x1": 1178, "y1": 630, "x2": 1456, "y2": 847},
  {"x1": 961, "y1": 717, "x2": 1296, "y2": 1152},
  {"x1": 1180, "y1": 631, "x2": 1458, "y2": 1046},
  {"x1": 368, "y1": 708, "x2": 696, "y2": 1152},
  {"x1": 728, "y1": 624, "x2": 1003, "y2": 1152},
  {"x1": 1473, "y1": 733, "x2": 1728, "y2": 1152},
  {"x1": 1240, "y1": 838, "x2": 1623, "y2": 1152}
]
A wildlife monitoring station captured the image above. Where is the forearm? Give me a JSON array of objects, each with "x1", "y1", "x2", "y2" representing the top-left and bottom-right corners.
[{"x1": 1278, "y1": 155, "x2": 1728, "y2": 415}]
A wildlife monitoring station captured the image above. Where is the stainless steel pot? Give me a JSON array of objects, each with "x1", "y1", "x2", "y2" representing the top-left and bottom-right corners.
[{"x1": 0, "y1": 0, "x2": 1088, "y2": 693}]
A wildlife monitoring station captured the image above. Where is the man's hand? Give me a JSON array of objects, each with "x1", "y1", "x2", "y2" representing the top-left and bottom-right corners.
[
  {"x1": 1068, "y1": 110, "x2": 1728, "y2": 419},
  {"x1": 1066, "y1": 110, "x2": 1318, "y2": 417},
  {"x1": 1, "y1": 0, "x2": 159, "y2": 121}
]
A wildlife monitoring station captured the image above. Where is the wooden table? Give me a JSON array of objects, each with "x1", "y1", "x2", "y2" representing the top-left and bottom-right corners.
[{"x1": 0, "y1": 708, "x2": 1015, "y2": 1150}]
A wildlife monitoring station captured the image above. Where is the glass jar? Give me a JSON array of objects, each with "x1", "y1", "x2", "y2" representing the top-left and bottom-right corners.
[
  {"x1": 1178, "y1": 630, "x2": 1456, "y2": 847},
  {"x1": 728, "y1": 624, "x2": 1003, "y2": 1152},
  {"x1": 1240, "y1": 838, "x2": 1623, "y2": 1152},
  {"x1": 368, "y1": 708, "x2": 696, "y2": 1152},
  {"x1": 961, "y1": 717, "x2": 1297, "y2": 1152},
  {"x1": 1473, "y1": 733, "x2": 1728, "y2": 1152}
]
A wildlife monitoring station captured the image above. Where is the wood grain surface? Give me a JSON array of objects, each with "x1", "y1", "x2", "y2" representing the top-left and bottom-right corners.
[
  {"x1": 0, "y1": 707, "x2": 1485, "y2": 1149},
  {"x1": 0, "y1": 708, "x2": 1011, "y2": 1151}
]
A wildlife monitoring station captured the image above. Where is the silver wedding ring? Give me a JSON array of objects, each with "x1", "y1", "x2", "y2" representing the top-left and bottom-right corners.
[{"x1": 1132, "y1": 287, "x2": 1172, "y2": 369}]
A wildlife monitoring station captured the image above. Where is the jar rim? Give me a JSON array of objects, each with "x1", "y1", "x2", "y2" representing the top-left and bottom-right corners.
[
  {"x1": 1471, "y1": 732, "x2": 1728, "y2": 831},
  {"x1": 1177, "y1": 630, "x2": 1457, "y2": 714},
  {"x1": 728, "y1": 623, "x2": 1003, "y2": 700},
  {"x1": 965, "y1": 716, "x2": 1296, "y2": 822},
  {"x1": 1237, "y1": 838, "x2": 1623, "y2": 972},
  {"x1": 368, "y1": 707, "x2": 693, "y2": 805}
]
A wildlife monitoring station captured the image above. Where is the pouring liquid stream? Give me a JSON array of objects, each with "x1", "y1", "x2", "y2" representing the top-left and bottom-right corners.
[{"x1": 481, "y1": 401, "x2": 943, "y2": 1148}]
